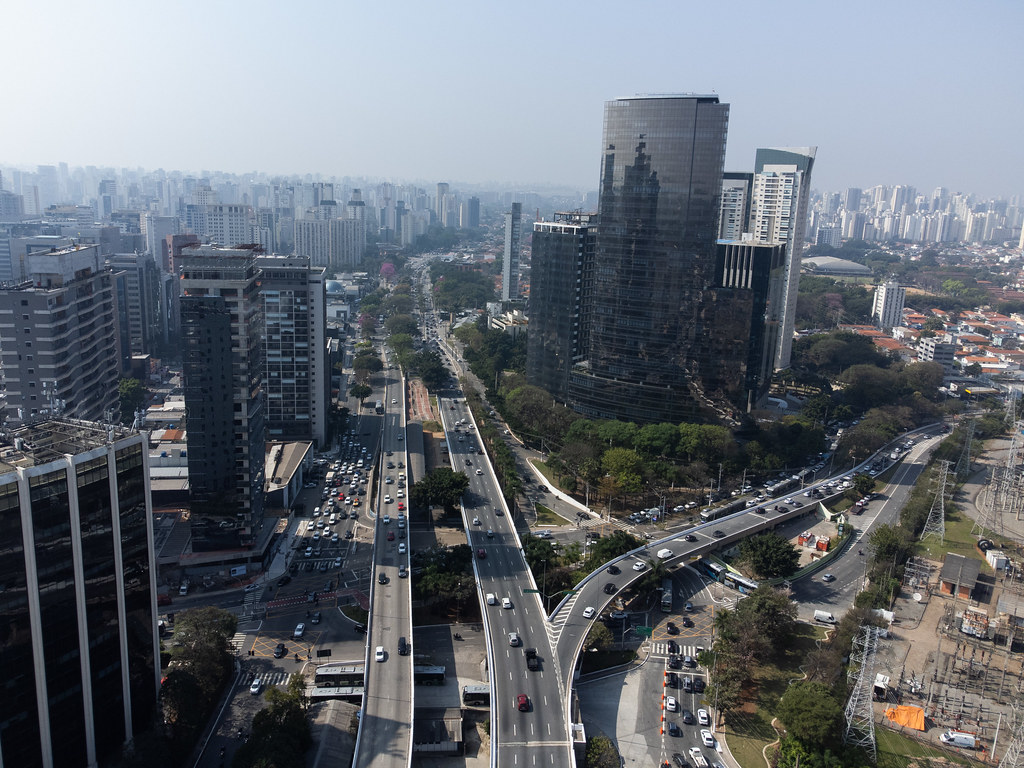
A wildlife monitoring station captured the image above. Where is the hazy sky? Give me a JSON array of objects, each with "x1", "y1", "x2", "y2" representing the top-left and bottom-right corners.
[{"x1": 3, "y1": 0, "x2": 1021, "y2": 197}]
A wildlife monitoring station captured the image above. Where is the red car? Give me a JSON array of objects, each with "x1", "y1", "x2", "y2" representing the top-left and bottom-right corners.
[
  {"x1": 477, "y1": 548, "x2": 486, "y2": 559},
  {"x1": 397, "y1": 502, "x2": 405, "y2": 511},
  {"x1": 517, "y1": 694, "x2": 530, "y2": 712},
  {"x1": 387, "y1": 531, "x2": 395, "y2": 541}
]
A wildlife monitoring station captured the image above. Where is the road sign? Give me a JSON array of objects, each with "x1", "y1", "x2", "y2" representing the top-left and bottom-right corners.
[
  {"x1": 316, "y1": 648, "x2": 332, "y2": 658},
  {"x1": 524, "y1": 589, "x2": 540, "y2": 594},
  {"x1": 636, "y1": 626, "x2": 653, "y2": 637}
]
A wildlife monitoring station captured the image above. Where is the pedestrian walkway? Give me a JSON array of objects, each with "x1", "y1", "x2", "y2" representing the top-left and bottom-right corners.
[
  {"x1": 243, "y1": 670, "x2": 294, "y2": 689},
  {"x1": 648, "y1": 642, "x2": 702, "y2": 657}
]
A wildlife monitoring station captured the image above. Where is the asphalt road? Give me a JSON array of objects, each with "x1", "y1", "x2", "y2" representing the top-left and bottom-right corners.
[
  {"x1": 355, "y1": 363, "x2": 416, "y2": 768},
  {"x1": 443, "y1": 397, "x2": 574, "y2": 768}
]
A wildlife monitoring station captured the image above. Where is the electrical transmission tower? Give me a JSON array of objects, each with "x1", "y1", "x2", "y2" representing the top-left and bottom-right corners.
[
  {"x1": 844, "y1": 625, "x2": 882, "y2": 762},
  {"x1": 999, "y1": 706, "x2": 1024, "y2": 768},
  {"x1": 921, "y1": 461, "x2": 950, "y2": 542},
  {"x1": 955, "y1": 418, "x2": 975, "y2": 481},
  {"x1": 901, "y1": 556, "x2": 932, "y2": 593}
]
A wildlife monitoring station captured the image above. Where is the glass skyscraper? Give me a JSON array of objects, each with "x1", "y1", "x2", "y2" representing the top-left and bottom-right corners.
[
  {"x1": 0, "y1": 420, "x2": 158, "y2": 768},
  {"x1": 569, "y1": 95, "x2": 730, "y2": 424}
]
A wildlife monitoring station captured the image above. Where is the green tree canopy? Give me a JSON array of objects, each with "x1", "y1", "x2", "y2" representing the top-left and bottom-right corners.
[
  {"x1": 739, "y1": 532, "x2": 801, "y2": 579},
  {"x1": 118, "y1": 378, "x2": 146, "y2": 424},
  {"x1": 777, "y1": 681, "x2": 845, "y2": 748},
  {"x1": 409, "y1": 467, "x2": 470, "y2": 511}
]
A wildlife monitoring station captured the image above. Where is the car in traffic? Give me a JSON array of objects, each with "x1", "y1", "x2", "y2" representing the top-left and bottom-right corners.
[
  {"x1": 477, "y1": 548, "x2": 486, "y2": 559},
  {"x1": 666, "y1": 622, "x2": 679, "y2": 635},
  {"x1": 682, "y1": 709, "x2": 695, "y2": 724},
  {"x1": 665, "y1": 695, "x2": 678, "y2": 712},
  {"x1": 375, "y1": 646, "x2": 386, "y2": 662},
  {"x1": 582, "y1": 606, "x2": 596, "y2": 619},
  {"x1": 713, "y1": 530, "x2": 725, "y2": 538},
  {"x1": 517, "y1": 693, "x2": 530, "y2": 712},
  {"x1": 398, "y1": 543, "x2": 407, "y2": 554},
  {"x1": 822, "y1": 573, "x2": 836, "y2": 582},
  {"x1": 310, "y1": 611, "x2": 321, "y2": 625},
  {"x1": 604, "y1": 582, "x2": 617, "y2": 594},
  {"x1": 250, "y1": 678, "x2": 262, "y2": 695},
  {"x1": 701, "y1": 729, "x2": 715, "y2": 747},
  {"x1": 378, "y1": 572, "x2": 389, "y2": 585},
  {"x1": 632, "y1": 561, "x2": 647, "y2": 572},
  {"x1": 508, "y1": 632, "x2": 520, "y2": 646},
  {"x1": 502, "y1": 597, "x2": 513, "y2": 609},
  {"x1": 606, "y1": 564, "x2": 620, "y2": 575},
  {"x1": 387, "y1": 531, "x2": 395, "y2": 541},
  {"x1": 609, "y1": 610, "x2": 628, "y2": 619},
  {"x1": 683, "y1": 534, "x2": 698, "y2": 542},
  {"x1": 698, "y1": 708, "x2": 710, "y2": 725},
  {"x1": 667, "y1": 721, "x2": 681, "y2": 737},
  {"x1": 293, "y1": 623, "x2": 305, "y2": 639},
  {"x1": 273, "y1": 643, "x2": 287, "y2": 658}
]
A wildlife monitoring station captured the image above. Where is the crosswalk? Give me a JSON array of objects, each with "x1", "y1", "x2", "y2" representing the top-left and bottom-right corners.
[
  {"x1": 649, "y1": 642, "x2": 701, "y2": 657},
  {"x1": 245, "y1": 670, "x2": 293, "y2": 688},
  {"x1": 229, "y1": 633, "x2": 248, "y2": 654}
]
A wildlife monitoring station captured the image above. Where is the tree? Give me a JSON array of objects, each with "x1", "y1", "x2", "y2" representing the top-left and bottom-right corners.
[
  {"x1": 853, "y1": 473, "x2": 874, "y2": 497},
  {"x1": 118, "y1": 378, "x2": 146, "y2": 424},
  {"x1": 409, "y1": 467, "x2": 470, "y2": 512},
  {"x1": 585, "y1": 621, "x2": 615, "y2": 652},
  {"x1": 777, "y1": 681, "x2": 845, "y2": 747},
  {"x1": 867, "y1": 523, "x2": 912, "y2": 568},
  {"x1": 349, "y1": 383, "x2": 373, "y2": 407},
  {"x1": 738, "y1": 532, "x2": 801, "y2": 579},
  {"x1": 584, "y1": 735, "x2": 621, "y2": 768}
]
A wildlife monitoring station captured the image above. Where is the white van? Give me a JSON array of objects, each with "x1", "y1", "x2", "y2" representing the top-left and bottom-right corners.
[
  {"x1": 814, "y1": 609, "x2": 837, "y2": 624},
  {"x1": 657, "y1": 548, "x2": 673, "y2": 559},
  {"x1": 486, "y1": 593, "x2": 497, "y2": 605},
  {"x1": 328, "y1": 513, "x2": 337, "y2": 525}
]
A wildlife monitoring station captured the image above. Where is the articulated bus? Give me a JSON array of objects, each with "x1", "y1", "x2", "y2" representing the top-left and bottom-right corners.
[
  {"x1": 462, "y1": 684, "x2": 490, "y2": 706},
  {"x1": 413, "y1": 665, "x2": 446, "y2": 685},
  {"x1": 696, "y1": 558, "x2": 758, "y2": 593},
  {"x1": 314, "y1": 664, "x2": 364, "y2": 688},
  {"x1": 699, "y1": 498, "x2": 746, "y2": 524}
]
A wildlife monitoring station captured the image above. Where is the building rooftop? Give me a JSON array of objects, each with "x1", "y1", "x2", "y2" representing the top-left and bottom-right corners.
[
  {"x1": 0, "y1": 418, "x2": 136, "y2": 472},
  {"x1": 939, "y1": 553, "x2": 982, "y2": 586}
]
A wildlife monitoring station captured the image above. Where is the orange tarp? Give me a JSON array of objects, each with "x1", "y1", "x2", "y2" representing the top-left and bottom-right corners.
[{"x1": 885, "y1": 706, "x2": 925, "y2": 731}]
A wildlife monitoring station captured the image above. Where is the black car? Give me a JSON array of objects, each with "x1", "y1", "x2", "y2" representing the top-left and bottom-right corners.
[
  {"x1": 667, "y1": 721, "x2": 682, "y2": 737},
  {"x1": 666, "y1": 622, "x2": 679, "y2": 635},
  {"x1": 681, "y1": 616, "x2": 694, "y2": 628},
  {"x1": 606, "y1": 565, "x2": 621, "y2": 575},
  {"x1": 310, "y1": 611, "x2": 321, "y2": 624},
  {"x1": 276, "y1": 574, "x2": 292, "y2": 587},
  {"x1": 666, "y1": 672, "x2": 679, "y2": 688},
  {"x1": 713, "y1": 529, "x2": 725, "y2": 538},
  {"x1": 693, "y1": 678, "x2": 706, "y2": 693},
  {"x1": 604, "y1": 582, "x2": 617, "y2": 595},
  {"x1": 273, "y1": 643, "x2": 287, "y2": 658},
  {"x1": 378, "y1": 573, "x2": 389, "y2": 585},
  {"x1": 681, "y1": 709, "x2": 695, "y2": 724},
  {"x1": 668, "y1": 639, "x2": 680, "y2": 654},
  {"x1": 668, "y1": 655, "x2": 682, "y2": 670},
  {"x1": 683, "y1": 534, "x2": 698, "y2": 542},
  {"x1": 673, "y1": 754, "x2": 687, "y2": 768}
]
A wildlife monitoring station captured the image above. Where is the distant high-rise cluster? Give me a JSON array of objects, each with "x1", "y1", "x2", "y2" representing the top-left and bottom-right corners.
[{"x1": 810, "y1": 183, "x2": 1023, "y2": 246}]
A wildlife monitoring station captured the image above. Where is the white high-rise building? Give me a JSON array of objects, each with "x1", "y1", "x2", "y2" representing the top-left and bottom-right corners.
[
  {"x1": 748, "y1": 147, "x2": 816, "y2": 370},
  {"x1": 501, "y1": 202, "x2": 523, "y2": 302},
  {"x1": 872, "y1": 280, "x2": 906, "y2": 329}
]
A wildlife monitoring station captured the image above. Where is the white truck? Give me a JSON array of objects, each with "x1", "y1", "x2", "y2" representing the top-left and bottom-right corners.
[
  {"x1": 688, "y1": 747, "x2": 708, "y2": 768},
  {"x1": 940, "y1": 731, "x2": 980, "y2": 749},
  {"x1": 814, "y1": 609, "x2": 837, "y2": 624}
]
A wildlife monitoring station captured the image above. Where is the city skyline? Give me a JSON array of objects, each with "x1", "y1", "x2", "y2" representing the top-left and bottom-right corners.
[{"x1": 2, "y1": 0, "x2": 1021, "y2": 199}]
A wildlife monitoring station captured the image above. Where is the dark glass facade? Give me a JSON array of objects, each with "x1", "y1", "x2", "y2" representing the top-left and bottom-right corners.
[
  {"x1": 569, "y1": 95, "x2": 730, "y2": 424},
  {"x1": 526, "y1": 213, "x2": 596, "y2": 402},
  {"x1": 180, "y1": 246, "x2": 266, "y2": 551},
  {"x1": 0, "y1": 479, "x2": 41, "y2": 767},
  {"x1": 0, "y1": 425, "x2": 156, "y2": 768}
]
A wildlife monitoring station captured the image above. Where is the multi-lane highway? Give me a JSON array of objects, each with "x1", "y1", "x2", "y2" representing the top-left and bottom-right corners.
[
  {"x1": 354, "y1": 363, "x2": 415, "y2": 768},
  {"x1": 442, "y1": 397, "x2": 574, "y2": 768}
]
